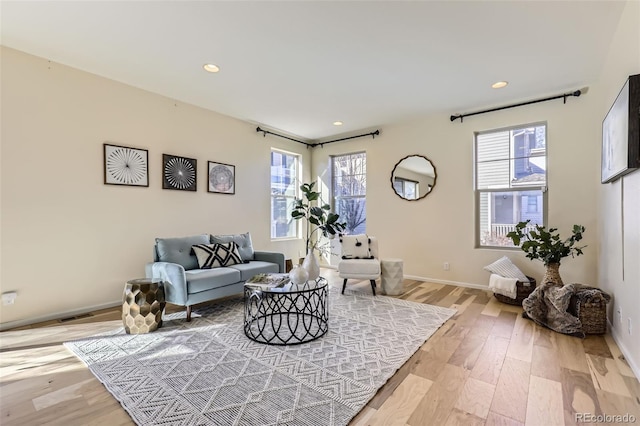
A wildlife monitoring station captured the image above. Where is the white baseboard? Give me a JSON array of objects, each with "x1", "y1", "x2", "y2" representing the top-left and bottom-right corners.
[
  {"x1": 0, "y1": 300, "x2": 122, "y2": 331},
  {"x1": 403, "y1": 274, "x2": 488, "y2": 290},
  {"x1": 608, "y1": 319, "x2": 640, "y2": 381}
]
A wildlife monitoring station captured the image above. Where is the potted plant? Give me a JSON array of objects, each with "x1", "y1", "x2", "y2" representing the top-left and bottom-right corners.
[
  {"x1": 506, "y1": 220, "x2": 586, "y2": 286},
  {"x1": 291, "y1": 181, "x2": 346, "y2": 279}
]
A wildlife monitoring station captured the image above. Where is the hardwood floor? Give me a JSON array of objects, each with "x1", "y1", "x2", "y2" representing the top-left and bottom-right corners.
[{"x1": 1, "y1": 269, "x2": 639, "y2": 425}]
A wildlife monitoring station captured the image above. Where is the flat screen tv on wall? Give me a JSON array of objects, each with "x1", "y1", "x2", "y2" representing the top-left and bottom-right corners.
[{"x1": 601, "y1": 73, "x2": 640, "y2": 184}]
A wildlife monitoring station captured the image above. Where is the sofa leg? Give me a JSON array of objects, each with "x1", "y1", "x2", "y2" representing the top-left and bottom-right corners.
[
  {"x1": 342, "y1": 279, "x2": 347, "y2": 295},
  {"x1": 370, "y1": 280, "x2": 376, "y2": 296},
  {"x1": 186, "y1": 305, "x2": 192, "y2": 322}
]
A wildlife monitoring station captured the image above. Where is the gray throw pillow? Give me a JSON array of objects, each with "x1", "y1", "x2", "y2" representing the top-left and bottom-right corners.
[
  {"x1": 211, "y1": 232, "x2": 254, "y2": 261},
  {"x1": 155, "y1": 234, "x2": 210, "y2": 270}
]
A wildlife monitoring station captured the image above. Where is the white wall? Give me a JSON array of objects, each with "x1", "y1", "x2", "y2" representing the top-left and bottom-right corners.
[
  {"x1": 596, "y1": 0, "x2": 640, "y2": 377},
  {"x1": 313, "y1": 91, "x2": 601, "y2": 288},
  {"x1": 0, "y1": 47, "x2": 310, "y2": 327}
]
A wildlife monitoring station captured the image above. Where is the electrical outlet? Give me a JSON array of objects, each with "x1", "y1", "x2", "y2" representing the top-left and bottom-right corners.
[
  {"x1": 443, "y1": 262, "x2": 450, "y2": 271},
  {"x1": 618, "y1": 308, "x2": 623, "y2": 324},
  {"x1": 2, "y1": 292, "x2": 17, "y2": 305}
]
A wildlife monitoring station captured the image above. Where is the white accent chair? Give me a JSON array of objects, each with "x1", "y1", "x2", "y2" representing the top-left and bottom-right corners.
[{"x1": 338, "y1": 235, "x2": 380, "y2": 295}]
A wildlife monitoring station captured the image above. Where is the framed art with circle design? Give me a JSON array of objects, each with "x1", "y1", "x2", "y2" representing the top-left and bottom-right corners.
[
  {"x1": 208, "y1": 161, "x2": 235, "y2": 194},
  {"x1": 104, "y1": 143, "x2": 149, "y2": 187},
  {"x1": 163, "y1": 154, "x2": 197, "y2": 191}
]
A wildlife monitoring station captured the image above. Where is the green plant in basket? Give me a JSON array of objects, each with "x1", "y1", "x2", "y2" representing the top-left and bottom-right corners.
[{"x1": 506, "y1": 220, "x2": 586, "y2": 285}]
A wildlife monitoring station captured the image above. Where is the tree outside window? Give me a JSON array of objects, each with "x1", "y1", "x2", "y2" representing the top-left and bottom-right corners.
[{"x1": 332, "y1": 152, "x2": 366, "y2": 234}]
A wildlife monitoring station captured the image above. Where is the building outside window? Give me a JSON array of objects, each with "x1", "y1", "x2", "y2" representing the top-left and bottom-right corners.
[
  {"x1": 332, "y1": 152, "x2": 366, "y2": 234},
  {"x1": 475, "y1": 123, "x2": 547, "y2": 247},
  {"x1": 270, "y1": 149, "x2": 299, "y2": 239}
]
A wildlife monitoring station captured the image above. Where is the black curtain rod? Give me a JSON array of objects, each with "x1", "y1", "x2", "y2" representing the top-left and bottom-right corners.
[
  {"x1": 256, "y1": 127, "x2": 313, "y2": 147},
  {"x1": 256, "y1": 127, "x2": 380, "y2": 147},
  {"x1": 316, "y1": 130, "x2": 380, "y2": 147},
  {"x1": 450, "y1": 89, "x2": 585, "y2": 123}
]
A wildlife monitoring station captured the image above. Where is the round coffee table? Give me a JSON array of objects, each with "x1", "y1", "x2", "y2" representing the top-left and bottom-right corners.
[
  {"x1": 122, "y1": 278, "x2": 166, "y2": 334},
  {"x1": 244, "y1": 276, "x2": 328, "y2": 345}
]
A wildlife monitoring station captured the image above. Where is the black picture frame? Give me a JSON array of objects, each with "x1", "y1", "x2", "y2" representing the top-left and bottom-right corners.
[
  {"x1": 163, "y1": 154, "x2": 197, "y2": 191},
  {"x1": 103, "y1": 143, "x2": 149, "y2": 187},
  {"x1": 208, "y1": 161, "x2": 235, "y2": 194},
  {"x1": 601, "y1": 74, "x2": 640, "y2": 184}
]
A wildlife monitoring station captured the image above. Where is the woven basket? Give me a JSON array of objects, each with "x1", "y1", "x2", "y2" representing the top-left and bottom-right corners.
[
  {"x1": 494, "y1": 276, "x2": 536, "y2": 306},
  {"x1": 568, "y1": 290, "x2": 609, "y2": 335}
]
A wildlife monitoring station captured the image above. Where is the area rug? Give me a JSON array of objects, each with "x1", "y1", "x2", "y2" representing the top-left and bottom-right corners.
[{"x1": 65, "y1": 285, "x2": 456, "y2": 426}]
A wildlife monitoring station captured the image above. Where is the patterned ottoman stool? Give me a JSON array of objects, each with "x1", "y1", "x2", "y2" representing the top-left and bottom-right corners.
[
  {"x1": 122, "y1": 278, "x2": 166, "y2": 334},
  {"x1": 381, "y1": 258, "x2": 404, "y2": 296}
]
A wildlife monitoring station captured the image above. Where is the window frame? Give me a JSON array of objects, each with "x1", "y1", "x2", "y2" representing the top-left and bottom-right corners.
[
  {"x1": 331, "y1": 151, "x2": 367, "y2": 235},
  {"x1": 474, "y1": 122, "x2": 548, "y2": 249},
  {"x1": 270, "y1": 148, "x2": 300, "y2": 241}
]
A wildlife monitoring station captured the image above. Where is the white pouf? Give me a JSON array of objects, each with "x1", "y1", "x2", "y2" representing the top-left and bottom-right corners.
[{"x1": 381, "y1": 258, "x2": 404, "y2": 295}]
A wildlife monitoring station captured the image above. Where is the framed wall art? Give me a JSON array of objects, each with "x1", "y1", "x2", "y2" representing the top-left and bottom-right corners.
[
  {"x1": 601, "y1": 73, "x2": 640, "y2": 184},
  {"x1": 163, "y1": 154, "x2": 197, "y2": 191},
  {"x1": 208, "y1": 161, "x2": 235, "y2": 194},
  {"x1": 104, "y1": 143, "x2": 149, "y2": 187}
]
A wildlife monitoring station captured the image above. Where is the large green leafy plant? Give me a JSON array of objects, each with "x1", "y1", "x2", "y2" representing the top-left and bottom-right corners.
[
  {"x1": 506, "y1": 220, "x2": 586, "y2": 266},
  {"x1": 291, "y1": 181, "x2": 346, "y2": 253}
]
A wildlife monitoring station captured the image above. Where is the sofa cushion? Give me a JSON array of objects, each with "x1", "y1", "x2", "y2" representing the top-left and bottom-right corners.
[
  {"x1": 228, "y1": 261, "x2": 280, "y2": 281},
  {"x1": 340, "y1": 234, "x2": 374, "y2": 259},
  {"x1": 338, "y1": 258, "x2": 381, "y2": 278},
  {"x1": 186, "y1": 268, "x2": 241, "y2": 294},
  {"x1": 156, "y1": 234, "x2": 210, "y2": 270},
  {"x1": 211, "y1": 232, "x2": 254, "y2": 260},
  {"x1": 192, "y1": 242, "x2": 242, "y2": 269}
]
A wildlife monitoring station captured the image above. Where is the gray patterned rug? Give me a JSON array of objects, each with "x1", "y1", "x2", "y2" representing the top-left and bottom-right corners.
[{"x1": 65, "y1": 284, "x2": 456, "y2": 426}]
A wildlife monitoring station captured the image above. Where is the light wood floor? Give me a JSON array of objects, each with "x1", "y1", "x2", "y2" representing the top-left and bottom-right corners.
[{"x1": 1, "y1": 269, "x2": 639, "y2": 426}]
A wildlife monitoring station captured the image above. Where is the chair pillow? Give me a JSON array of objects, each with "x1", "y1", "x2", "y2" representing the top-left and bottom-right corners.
[
  {"x1": 340, "y1": 234, "x2": 374, "y2": 259},
  {"x1": 156, "y1": 234, "x2": 210, "y2": 270},
  {"x1": 484, "y1": 256, "x2": 528, "y2": 282},
  {"x1": 192, "y1": 242, "x2": 243, "y2": 269},
  {"x1": 211, "y1": 232, "x2": 254, "y2": 261}
]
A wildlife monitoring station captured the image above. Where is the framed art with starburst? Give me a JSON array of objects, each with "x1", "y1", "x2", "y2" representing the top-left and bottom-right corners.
[
  {"x1": 163, "y1": 154, "x2": 197, "y2": 191},
  {"x1": 208, "y1": 161, "x2": 235, "y2": 194},
  {"x1": 104, "y1": 143, "x2": 149, "y2": 187}
]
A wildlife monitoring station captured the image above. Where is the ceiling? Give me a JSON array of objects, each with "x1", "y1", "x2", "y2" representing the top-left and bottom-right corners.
[{"x1": 0, "y1": 1, "x2": 626, "y2": 141}]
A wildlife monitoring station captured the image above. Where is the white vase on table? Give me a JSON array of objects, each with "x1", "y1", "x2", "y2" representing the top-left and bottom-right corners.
[
  {"x1": 302, "y1": 249, "x2": 320, "y2": 281},
  {"x1": 289, "y1": 264, "x2": 309, "y2": 285}
]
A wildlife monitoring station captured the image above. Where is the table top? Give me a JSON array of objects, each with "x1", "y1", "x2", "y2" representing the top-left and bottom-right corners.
[
  {"x1": 245, "y1": 275, "x2": 327, "y2": 294},
  {"x1": 126, "y1": 278, "x2": 164, "y2": 286}
]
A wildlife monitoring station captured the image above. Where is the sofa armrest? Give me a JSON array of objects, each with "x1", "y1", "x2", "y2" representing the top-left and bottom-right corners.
[
  {"x1": 145, "y1": 261, "x2": 188, "y2": 306},
  {"x1": 254, "y1": 251, "x2": 285, "y2": 273}
]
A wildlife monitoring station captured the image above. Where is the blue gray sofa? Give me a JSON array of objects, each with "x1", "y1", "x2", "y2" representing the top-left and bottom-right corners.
[{"x1": 145, "y1": 232, "x2": 284, "y2": 321}]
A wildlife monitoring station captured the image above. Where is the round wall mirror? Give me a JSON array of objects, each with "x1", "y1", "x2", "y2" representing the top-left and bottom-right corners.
[{"x1": 391, "y1": 155, "x2": 437, "y2": 201}]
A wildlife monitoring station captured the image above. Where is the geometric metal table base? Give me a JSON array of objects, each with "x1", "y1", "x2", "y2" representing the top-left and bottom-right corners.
[{"x1": 244, "y1": 277, "x2": 328, "y2": 345}]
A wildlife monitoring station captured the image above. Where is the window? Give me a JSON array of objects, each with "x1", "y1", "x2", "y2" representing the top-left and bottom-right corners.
[
  {"x1": 270, "y1": 149, "x2": 299, "y2": 239},
  {"x1": 332, "y1": 152, "x2": 366, "y2": 234},
  {"x1": 475, "y1": 123, "x2": 547, "y2": 247},
  {"x1": 393, "y1": 177, "x2": 419, "y2": 200}
]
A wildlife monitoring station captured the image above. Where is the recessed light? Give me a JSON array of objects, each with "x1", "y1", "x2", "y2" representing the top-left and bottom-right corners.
[
  {"x1": 333, "y1": 121, "x2": 343, "y2": 126},
  {"x1": 492, "y1": 81, "x2": 508, "y2": 89},
  {"x1": 203, "y1": 64, "x2": 220, "y2": 73}
]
